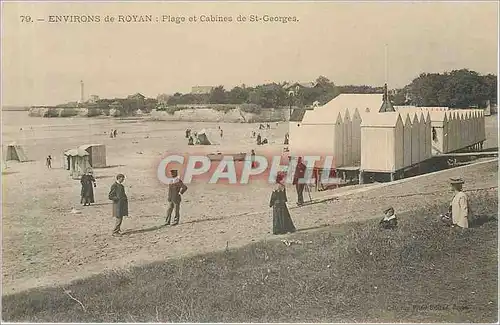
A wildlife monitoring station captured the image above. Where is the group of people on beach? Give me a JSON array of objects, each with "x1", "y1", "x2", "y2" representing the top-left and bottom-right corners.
[
  {"x1": 74, "y1": 121, "x2": 471, "y2": 237},
  {"x1": 109, "y1": 129, "x2": 118, "y2": 138}
]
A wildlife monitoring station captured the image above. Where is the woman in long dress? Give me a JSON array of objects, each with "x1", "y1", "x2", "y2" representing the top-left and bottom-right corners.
[
  {"x1": 269, "y1": 172, "x2": 296, "y2": 235},
  {"x1": 80, "y1": 169, "x2": 96, "y2": 206}
]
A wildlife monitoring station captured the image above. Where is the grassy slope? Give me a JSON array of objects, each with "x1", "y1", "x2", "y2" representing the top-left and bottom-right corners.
[{"x1": 2, "y1": 189, "x2": 498, "y2": 323}]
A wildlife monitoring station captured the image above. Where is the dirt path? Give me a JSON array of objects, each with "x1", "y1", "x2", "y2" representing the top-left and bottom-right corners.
[{"x1": 2, "y1": 157, "x2": 497, "y2": 295}]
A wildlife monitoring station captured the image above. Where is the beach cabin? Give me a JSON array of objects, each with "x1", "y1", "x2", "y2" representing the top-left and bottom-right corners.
[
  {"x1": 289, "y1": 112, "x2": 344, "y2": 168},
  {"x1": 78, "y1": 144, "x2": 106, "y2": 168},
  {"x1": 361, "y1": 112, "x2": 404, "y2": 173},
  {"x1": 471, "y1": 110, "x2": 478, "y2": 145},
  {"x1": 351, "y1": 108, "x2": 362, "y2": 165},
  {"x1": 423, "y1": 112, "x2": 432, "y2": 159},
  {"x1": 290, "y1": 93, "x2": 383, "y2": 165},
  {"x1": 401, "y1": 112, "x2": 413, "y2": 168},
  {"x1": 343, "y1": 110, "x2": 352, "y2": 166},
  {"x1": 411, "y1": 114, "x2": 420, "y2": 165},
  {"x1": 477, "y1": 110, "x2": 486, "y2": 142},
  {"x1": 429, "y1": 111, "x2": 448, "y2": 155},
  {"x1": 446, "y1": 111, "x2": 457, "y2": 152},
  {"x1": 418, "y1": 112, "x2": 427, "y2": 161},
  {"x1": 64, "y1": 148, "x2": 90, "y2": 179}
]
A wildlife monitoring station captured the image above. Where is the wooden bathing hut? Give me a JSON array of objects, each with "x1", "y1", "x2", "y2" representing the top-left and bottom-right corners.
[
  {"x1": 423, "y1": 111, "x2": 432, "y2": 160},
  {"x1": 411, "y1": 114, "x2": 420, "y2": 165},
  {"x1": 343, "y1": 110, "x2": 352, "y2": 166},
  {"x1": 78, "y1": 144, "x2": 106, "y2": 168},
  {"x1": 360, "y1": 112, "x2": 404, "y2": 180},
  {"x1": 351, "y1": 108, "x2": 362, "y2": 165},
  {"x1": 418, "y1": 112, "x2": 427, "y2": 161},
  {"x1": 401, "y1": 112, "x2": 413, "y2": 168},
  {"x1": 429, "y1": 111, "x2": 449, "y2": 155}
]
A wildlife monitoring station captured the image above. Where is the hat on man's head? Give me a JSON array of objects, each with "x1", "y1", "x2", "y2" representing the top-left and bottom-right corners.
[{"x1": 450, "y1": 177, "x2": 464, "y2": 185}]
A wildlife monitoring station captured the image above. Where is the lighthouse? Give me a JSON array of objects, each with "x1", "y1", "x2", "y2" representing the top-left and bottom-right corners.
[{"x1": 80, "y1": 80, "x2": 85, "y2": 103}]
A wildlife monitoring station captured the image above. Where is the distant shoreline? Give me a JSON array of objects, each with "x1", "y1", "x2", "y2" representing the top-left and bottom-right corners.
[{"x1": 2, "y1": 107, "x2": 30, "y2": 111}]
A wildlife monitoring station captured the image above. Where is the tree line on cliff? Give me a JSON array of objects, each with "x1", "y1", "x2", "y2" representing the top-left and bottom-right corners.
[{"x1": 56, "y1": 69, "x2": 497, "y2": 116}]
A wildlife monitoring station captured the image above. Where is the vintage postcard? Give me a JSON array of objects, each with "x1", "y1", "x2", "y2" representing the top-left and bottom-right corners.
[{"x1": 1, "y1": 1, "x2": 498, "y2": 323}]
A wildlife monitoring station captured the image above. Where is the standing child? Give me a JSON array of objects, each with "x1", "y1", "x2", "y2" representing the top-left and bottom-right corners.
[{"x1": 46, "y1": 155, "x2": 52, "y2": 168}]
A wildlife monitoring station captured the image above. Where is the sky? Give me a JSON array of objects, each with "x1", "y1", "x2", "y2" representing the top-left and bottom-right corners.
[{"x1": 1, "y1": 1, "x2": 498, "y2": 106}]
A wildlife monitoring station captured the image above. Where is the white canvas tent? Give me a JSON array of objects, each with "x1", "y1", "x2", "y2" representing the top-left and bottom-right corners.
[
  {"x1": 361, "y1": 112, "x2": 404, "y2": 172},
  {"x1": 64, "y1": 148, "x2": 90, "y2": 179},
  {"x1": 5, "y1": 144, "x2": 29, "y2": 162},
  {"x1": 196, "y1": 129, "x2": 212, "y2": 145}
]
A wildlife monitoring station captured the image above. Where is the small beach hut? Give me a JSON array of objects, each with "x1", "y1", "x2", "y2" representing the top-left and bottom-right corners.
[
  {"x1": 351, "y1": 108, "x2": 362, "y2": 165},
  {"x1": 361, "y1": 112, "x2": 404, "y2": 173},
  {"x1": 418, "y1": 112, "x2": 427, "y2": 161},
  {"x1": 428, "y1": 111, "x2": 448, "y2": 155},
  {"x1": 343, "y1": 110, "x2": 352, "y2": 166},
  {"x1": 78, "y1": 144, "x2": 106, "y2": 167},
  {"x1": 411, "y1": 114, "x2": 420, "y2": 165},
  {"x1": 401, "y1": 112, "x2": 413, "y2": 168},
  {"x1": 423, "y1": 112, "x2": 432, "y2": 159}
]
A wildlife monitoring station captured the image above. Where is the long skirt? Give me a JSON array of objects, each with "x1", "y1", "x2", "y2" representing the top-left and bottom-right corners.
[
  {"x1": 272, "y1": 204, "x2": 296, "y2": 235},
  {"x1": 81, "y1": 184, "x2": 95, "y2": 204}
]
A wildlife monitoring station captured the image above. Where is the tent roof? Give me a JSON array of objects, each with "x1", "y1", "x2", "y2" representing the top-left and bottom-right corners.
[
  {"x1": 78, "y1": 144, "x2": 105, "y2": 150},
  {"x1": 302, "y1": 94, "x2": 383, "y2": 124},
  {"x1": 64, "y1": 148, "x2": 89, "y2": 156},
  {"x1": 361, "y1": 112, "x2": 402, "y2": 127}
]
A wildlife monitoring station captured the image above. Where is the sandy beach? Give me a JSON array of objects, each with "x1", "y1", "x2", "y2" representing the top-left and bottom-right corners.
[{"x1": 1, "y1": 111, "x2": 498, "y2": 294}]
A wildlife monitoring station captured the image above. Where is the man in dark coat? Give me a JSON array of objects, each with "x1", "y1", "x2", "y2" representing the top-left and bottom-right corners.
[
  {"x1": 166, "y1": 170, "x2": 188, "y2": 226},
  {"x1": 109, "y1": 173, "x2": 128, "y2": 236},
  {"x1": 293, "y1": 157, "x2": 307, "y2": 206}
]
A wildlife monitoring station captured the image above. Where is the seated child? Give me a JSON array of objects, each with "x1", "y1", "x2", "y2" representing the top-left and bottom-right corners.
[{"x1": 379, "y1": 207, "x2": 397, "y2": 229}]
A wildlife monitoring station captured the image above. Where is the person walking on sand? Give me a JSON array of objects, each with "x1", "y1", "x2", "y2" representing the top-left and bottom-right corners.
[
  {"x1": 250, "y1": 149, "x2": 257, "y2": 168},
  {"x1": 113, "y1": 129, "x2": 118, "y2": 138},
  {"x1": 80, "y1": 168, "x2": 96, "y2": 206},
  {"x1": 46, "y1": 155, "x2": 52, "y2": 168},
  {"x1": 109, "y1": 174, "x2": 128, "y2": 236},
  {"x1": 165, "y1": 169, "x2": 188, "y2": 226},
  {"x1": 220, "y1": 128, "x2": 223, "y2": 138},
  {"x1": 270, "y1": 172, "x2": 296, "y2": 235},
  {"x1": 293, "y1": 157, "x2": 307, "y2": 206},
  {"x1": 110, "y1": 129, "x2": 114, "y2": 138}
]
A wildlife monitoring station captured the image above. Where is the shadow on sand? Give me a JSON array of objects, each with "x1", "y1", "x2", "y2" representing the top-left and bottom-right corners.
[
  {"x1": 471, "y1": 214, "x2": 497, "y2": 228},
  {"x1": 121, "y1": 224, "x2": 168, "y2": 236},
  {"x1": 2, "y1": 171, "x2": 19, "y2": 175},
  {"x1": 96, "y1": 165, "x2": 126, "y2": 169}
]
